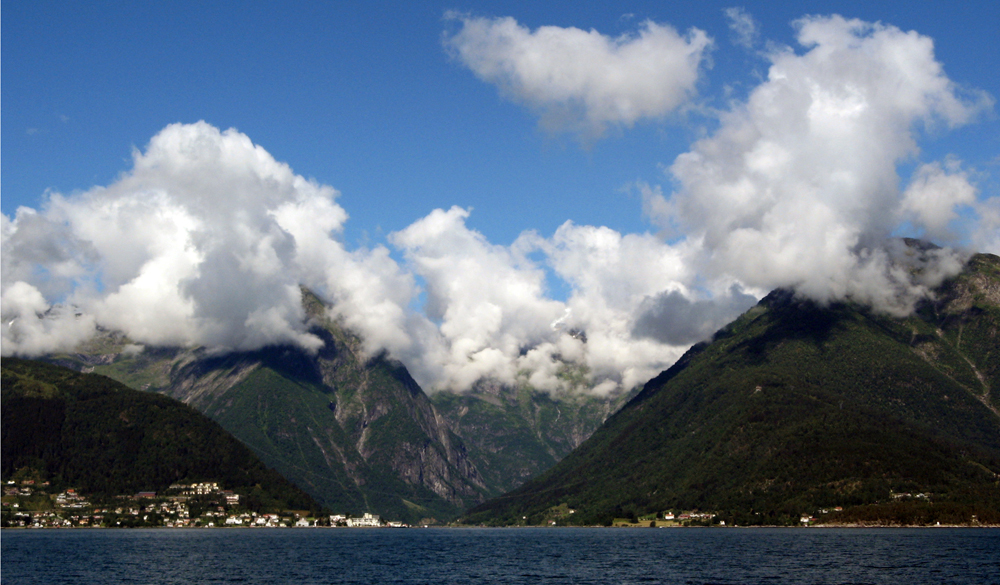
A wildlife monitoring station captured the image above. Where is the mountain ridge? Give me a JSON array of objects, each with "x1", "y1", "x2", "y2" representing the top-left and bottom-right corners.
[{"x1": 462, "y1": 252, "x2": 1000, "y2": 526}]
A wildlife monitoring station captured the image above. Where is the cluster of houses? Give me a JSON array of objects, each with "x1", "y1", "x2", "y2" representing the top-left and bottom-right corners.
[
  {"x1": 214, "y1": 512, "x2": 406, "y2": 528},
  {"x1": 166, "y1": 482, "x2": 241, "y2": 506},
  {"x1": 54, "y1": 489, "x2": 91, "y2": 509},
  {"x1": 662, "y1": 511, "x2": 715, "y2": 521},
  {"x1": 608, "y1": 511, "x2": 721, "y2": 527},
  {"x1": 890, "y1": 492, "x2": 931, "y2": 501},
  {"x1": 1, "y1": 479, "x2": 409, "y2": 529},
  {"x1": 3, "y1": 479, "x2": 48, "y2": 497}
]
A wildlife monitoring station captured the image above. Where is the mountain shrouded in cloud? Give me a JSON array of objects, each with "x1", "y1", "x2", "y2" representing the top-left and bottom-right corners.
[
  {"x1": 642, "y1": 15, "x2": 993, "y2": 315},
  {"x1": 2, "y1": 13, "x2": 996, "y2": 395},
  {"x1": 3, "y1": 122, "x2": 333, "y2": 354},
  {"x1": 0, "y1": 122, "x2": 702, "y2": 392}
]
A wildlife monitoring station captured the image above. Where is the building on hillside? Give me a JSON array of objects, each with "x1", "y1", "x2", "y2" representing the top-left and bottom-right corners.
[{"x1": 192, "y1": 482, "x2": 219, "y2": 495}]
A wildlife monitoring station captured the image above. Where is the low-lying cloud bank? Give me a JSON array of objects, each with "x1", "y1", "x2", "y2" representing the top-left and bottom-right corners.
[{"x1": 3, "y1": 14, "x2": 996, "y2": 395}]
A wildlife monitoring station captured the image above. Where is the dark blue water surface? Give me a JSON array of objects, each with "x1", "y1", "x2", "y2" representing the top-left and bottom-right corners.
[{"x1": 2, "y1": 527, "x2": 998, "y2": 584}]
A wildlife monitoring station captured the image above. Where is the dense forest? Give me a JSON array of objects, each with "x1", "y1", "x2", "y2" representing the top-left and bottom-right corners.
[{"x1": 2, "y1": 358, "x2": 320, "y2": 515}]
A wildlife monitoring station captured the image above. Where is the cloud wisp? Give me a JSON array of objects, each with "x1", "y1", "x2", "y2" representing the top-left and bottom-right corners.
[
  {"x1": 3, "y1": 14, "x2": 996, "y2": 397},
  {"x1": 723, "y1": 7, "x2": 759, "y2": 49}
]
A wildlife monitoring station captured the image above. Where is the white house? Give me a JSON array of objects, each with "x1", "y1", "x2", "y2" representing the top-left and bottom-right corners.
[{"x1": 347, "y1": 513, "x2": 381, "y2": 527}]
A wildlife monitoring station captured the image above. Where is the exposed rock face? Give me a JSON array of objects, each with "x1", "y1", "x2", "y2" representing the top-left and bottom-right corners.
[
  {"x1": 914, "y1": 253, "x2": 1000, "y2": 416},
  {"x1": 431, "y1": 378, "x2": 635, "y2": 496}
]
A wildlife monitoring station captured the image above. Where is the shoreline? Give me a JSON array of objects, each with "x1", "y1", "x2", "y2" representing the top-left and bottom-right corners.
[{"x1": 4, "y1": 523, "x2": 999, "y2": 531}]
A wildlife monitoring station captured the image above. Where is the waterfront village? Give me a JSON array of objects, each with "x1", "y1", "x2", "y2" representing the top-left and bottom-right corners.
[
  {"x1": 4, "y1": 476, "x2": 919, "y2": 529},
  {"x1": 0, "y1": 478, "x2": 408, "y2": 529}
]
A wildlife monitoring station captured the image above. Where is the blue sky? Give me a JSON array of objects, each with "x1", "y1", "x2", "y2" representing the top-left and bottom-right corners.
[
  {"x1": 3, "y1": 1, "x2": 999, "y2": 392},
  {"x1": 5, "y1": 1, "x2": 997, "y2": 246}
]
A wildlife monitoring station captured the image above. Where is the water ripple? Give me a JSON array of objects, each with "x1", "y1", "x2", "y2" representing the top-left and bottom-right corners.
[{"x1": 2, "y1": 527, "x2": 998, "y2": 585}]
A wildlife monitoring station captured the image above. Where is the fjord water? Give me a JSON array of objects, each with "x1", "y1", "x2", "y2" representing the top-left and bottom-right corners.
[{"x1": 3, "y1": 527, "x2": 997, "y2": 584}]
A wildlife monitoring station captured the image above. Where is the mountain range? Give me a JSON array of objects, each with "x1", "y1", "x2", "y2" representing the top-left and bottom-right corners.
[
  {"x1": 28, "y1": 248, "x2": 1000, "y2": 526},
  {"x1": 45, "y1": 290, "x2": 626, "y2": 523}
]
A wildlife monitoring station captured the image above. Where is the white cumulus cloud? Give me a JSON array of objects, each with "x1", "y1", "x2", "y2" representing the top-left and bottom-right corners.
[
  {"x1": 900, "y1": 160, "x2": 978, "y2": 241},
  {"x1": 3, "y1": 122, "x2": 343, "y2": 355},
  {"x1": 390, "y1": 206, "x2": 566, "y2": 390},
  {"x1": 444, "y1": 13, "x2": 711, "y2": 138},
  {"x1": 645, "y1": 15, "x2": 993, "y2": 315}
]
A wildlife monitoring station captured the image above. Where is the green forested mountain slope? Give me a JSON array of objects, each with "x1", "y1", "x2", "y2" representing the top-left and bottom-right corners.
[
  {"x1": 1, "y1": 358, "x2": 318, "y2": 513},
  {"x1": 463, "y1": 253, "x2": 1000, "y2": 526}
]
